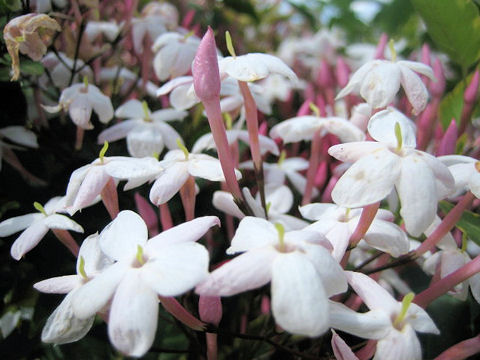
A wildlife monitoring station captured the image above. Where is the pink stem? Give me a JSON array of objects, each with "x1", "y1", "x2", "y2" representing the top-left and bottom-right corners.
[
  {"x1": 435, "y1": 334, "x2": 480, "y2": 360},
  {"x1": 51, "y1": 229, "x2": 79, "y2": 257},
  {"x1": 134, "y1": 193, "x2": 159, "y2": 236},
  {"x1": 75, "y1": 126, "x2": 85, "y2": 151},
  {"x1": 100, "y1": 177, "x2": 119, "y2": 220},
  {"x1": 356, "y1": 340, "x2": 377, "y2": 360},
  {"x1": 159, "y1": 203, "x2": 173, "y2": 230},
  {"x1": 414, "y1": 253, "x2": 480, "y2": 308},
  {"x1": 415, "y1": 191, "x2": 475, "y2": 256},
  {"x1": 159, "y1": 296, "x2": 205, "y2": 331},
  {"x1": 179, "y1": 175, "x2": 196, "y2": 221},
  {"x1": 2, "y1": 148, "x2": 46, "y2": 187},
  {"x1": 350, "y1": 202, "x2": 380, "y2": 246},
  {"x1": 302, "y1": 130, "x2": 322, "y2": 205}
]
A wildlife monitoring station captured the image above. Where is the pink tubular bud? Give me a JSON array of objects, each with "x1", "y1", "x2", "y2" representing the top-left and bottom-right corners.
[
  {"x1": 374, "y1": 33, "x2": 388, "y2": 60},
  {"x1": 297, "y1": 99, "x2": 312, "y2": 116},
  {"x1": 421, "y1": 44, "x2": 431, "y2": 67},
  {"x1": 134, "y1": 192, "x2": 159, "y2": 236},
  {"x1": 335, "y1": 56, "x2": 350, "y2": 88},
  {"x1": 199, "y1": 296, "x2": 222, "y2": 326},
  {"x1": 464, "y1": 69, "x2": 480, "y2": 104},
  {"x1": 429, "y1": 59, "x2": 446, "y2": 98},
  {"x1": 317, "y1": 59, "x2": 335, "y2": 89},
  {"x1": 193, "y1": 27, "x2": 221, "y2": 102},
  {"x1": 437, "y1": 119, "x2": 458, "y2": 156},
  {"x1": 182, "y1": 9, "x2": 195, "y2": 29}
]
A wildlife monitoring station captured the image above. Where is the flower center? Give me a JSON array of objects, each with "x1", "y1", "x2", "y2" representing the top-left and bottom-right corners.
[{"x1": 393, "y1": 292, "x2": 414, "y2": 330}]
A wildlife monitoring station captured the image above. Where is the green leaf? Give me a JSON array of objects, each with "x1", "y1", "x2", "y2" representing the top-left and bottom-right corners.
[
  {"x1": 411, "y1": 0, "x2": 480, "y2": 71},
  {"x1": 439, "y1": 201, "x2": 480, "y2": 246},
  {"x1": 20, "y1": 61, "x2": 44, "y2": 77}
]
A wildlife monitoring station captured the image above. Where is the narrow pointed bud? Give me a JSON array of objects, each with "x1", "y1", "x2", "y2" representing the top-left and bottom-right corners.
[
  {"x1": 421, "y1": 44, "x2": 431, "y2": 67},
  {"x1": 429, "y1": 59, "x2": 446, "y2": 98},
  {"x1": 317, "y1": 59, "x2": 334, "y2": 88},
  {"x1": 134, "y1": 192, "x2": 159, "y2": 236},
  {"x1": 160, "y1": 296, "x2": 206, "y2": 330},
  {"x1": 335, "y1": 56, "x2": 350, "y2": 88},
  {"x1": 297, "y1": 99, "x2": 312, "y2": 116},
  {"x1": 193, "y1": 27, "x2": 221, "y2": 102},
  {"x1": 464, "y1": 70, "x2": 480, "y2": 104},
  {"x1": 437, "y1": 119, "x2": 458, "y2": 156},
  {"x1": 374, "y1": 33, "x2": 388, "y2": 60}
]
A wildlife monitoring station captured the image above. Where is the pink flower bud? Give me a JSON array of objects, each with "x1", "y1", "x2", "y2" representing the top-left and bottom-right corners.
[
  {"x1": 429, "y1": 59, "x2": 446, "y2": 97},
  {"x1": 297, "y1": 99, "x2": 312, "y2": 116},
  {"x1": 374, "y1": 33, "x2": 388, "y2": 60},
  {"x1": 317, "y1": 59, "x2": 335, "y2": 89},
  {"x1": 421, "y1": 44, "x2": 431, "y2": 67},
  {"x1": 464, "y1": 70, "x2": 480, "y2": 104},
  {"x1": 134, "y1": 192, "x2": 159, "y2": 236},
  {"x1": 261, "y1": 295, "x2": 270, "y2": 315},
  {"x1": 193, "y1": 27, "x2": 221, "y2": 102},
  {"x1": 199, "y1": 296, "x2": 222, "y2": 326},
  {"x1": 336, "y1": 56, "x2": 350, "y2": 88},
  {"x1": 437, "y1": 119, "x2": 458, "y2": 156}
]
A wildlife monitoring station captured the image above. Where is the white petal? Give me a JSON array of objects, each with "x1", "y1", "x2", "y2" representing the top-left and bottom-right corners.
[
  {"x1": 97, "y1": 119, "x2": 139, "y2": 144},
  {"x1": 43, "y1": 214, "x2": 83, "y2": 232},
  {"x1": 0, "y1": 213, "x2": 41, "y2": 236},
  {"x1": 299, "y1": 203, "x2": 338, "y2": 221},
  {"x1": 187, "y1": 157, "x2": 227, "y2": 181},
  {"x1": 397, "y1": 156, "x2": 437, "y2": 236},
  {"x1": 10, "y1": 221, "x2": 49, "y2": 260},
  {"x1": 221, "y1": 55, "x2": 269, "y2": 82},
  {"x1": 99, "y1": 210, "x2": 148, "y2": 261},
  {"x1": 345, "y1": 271, "x2": 398, "y2": 313},
  {"x1": 196, "y1": 247, "x2": 277, "y2": 296},
  {"x1": 328, "y1": 142, "x2": 385, "y2": 163},
  {"x1": 336, "y1": 61, "x2": 375, "y2": 100},
  {"x1": 398, "y1": 60, "x2": 434, "y2": 79},
  {"x1": 331, "y1": 330, "x2": 360, "y2": 360},
  {"x1": 105, "y1": 157, "x2": 162, "y2": 181},
  {"x1": 265, "y1": 185, "x2": 293, "y2": 214},
  {"x1": 406, "y1": 303, "x2": 439, "y2": 334},
  {"x1": 212, "y1": 191, "x2": 245, "y2": 218},
  {"x1": 108, "y1": 270, "x2": 158, "y2": 357},
  {"x1": 142, "y1": 242, "x2": 209, "y2": 296},
  {"x1": 88, "y1": 87, "x2": 114, "y2": 123},
  {"x1": 360, "y1": 62, "x2": 401, "y2": 109},
  {"x1": 64, "y1": 164, "x2": 91, "y2": 208},
  {"x1": 227, "y1": 217, "x2": 277, "y2": 254},
  {"x1": 329, "y1": 301, "x2": 391, "y2": 339},
  {"x1": 156, "y1": 76, "x2": 193, "y2": 96},
  {"x1": 34, "y1": 275, "x2": 81, "y2": 294},
  {"x1": 72, "y1": 262, "x2": 127, "y2": 319},
  {"x1": 416, "y1": 151, "x2": 455, "y2": 200},
  {"x1": 115, "y1": 99, "x2": 144, "y2": 119},
  {"x1": 77, "y1": 233, "x2": 113, "y2": 276},
  {"x1": 269, "y1": 116, "x2": 320, "y2": 143},
  {"x1": 170, "y1": 84, "x2": 199, "y2": 110},
  {"x1": 149, "y1": 162, "x2": 189, "y2": 205},
  {"x1": 0, "y1": 126, "x2": 38, "y2": 148},
  {"x1": 374, "y1": 325, "x2": 422, "y2": 360},
  {"x1": 322, "y1": 117, "x2": 366, "y2": 142},
  {"x1": 399, "y1": 66, "x2": 429, "y2": 114},
  {"x1": 155, "y1": 122, "x2": 184, "y2": 150},
  {"x1": 41, "y1": 290, "x2": 94, "y2": 344},
  {"x1": 271, "y1": 252, "x2": 329, "y2": 337},
  {"x1": 332, "y1": 150, "x2": 400, "y2": 208},
  {"x1": 69, "y1": 166, "x2": 110, "y2": 214},
  {"x1": 126, "y1": 124, "x2": 165, "y2": 158},
  {"x1": 368, "y1": 108, "x2": 417, "y2": 148},
  {"x1": 363, "y1": 220, "x2": 409, "y2": 257},
  {"x1": 69, "y1": 95, "x2": 93, "y2": 129},
  {"x1": 146, "y1": 216, "x2": 220, "y2": 252}
]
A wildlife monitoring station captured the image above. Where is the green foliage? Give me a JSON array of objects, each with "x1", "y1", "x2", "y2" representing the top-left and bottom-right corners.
[
  {"x1": 439, "y1": 201, "x2": 480, "y2": 247},
  {"x1": 411, "y1": 0, "x2": 480, "y2": 72}
]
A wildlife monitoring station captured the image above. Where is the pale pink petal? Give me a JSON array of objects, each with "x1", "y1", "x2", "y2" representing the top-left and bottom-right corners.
[
  {"x1": 149, "y1": 162, "x2": 189, "y2": 205},
  {"x1": 41, "y1": 289, "x2": 94, "y2": 344},
  {"x1": 77, "y1": 233, "x2": 113, "y2": 276},
  {"x1": 212, "y1": 191, "x2": 245, "y2": 218},
  {"x1": 0, "y1": 213, "x2": 42, "y2": 236},
  {"x1": 108, "y1": 270, "x2": 158, "y2": 357},
  {"x1": 69, "y1": 94, "x2": 93, "y2": 129},
  {"x1": 399, "y1": 66, "x2": 429, "y2": 114},
  {"x1": 70, "y1": 166, "x2": 110, "y2": 214},
  {"x1": 97, "y1": 119, "x2": 140, "y2": 144},
  {"x1": 329, "y1": 302, "x2": 391, "y2": 340},
  {"x1": 345, "y1": 271, "x2": 398, "y2": 313},
  {"x1": 64, "y1": 164, "x2": 91, "y2": 208},
  {"x1": 328, "y1": 142, "x2": 385, "y2": 163},
  {"x1": 43, "y1": 214, "x2": 83, "y2": 232},
  {"x1": 72, "y1": 262, "x2": 127, "y2": 319},
  {"x1": 99, "y1": 210, "x2": 148, "y2": 261},
  {"x1": 398, "y1": 60, "x2": 434, "y2": 79},
  {"x1": 156, "y1": 76, "x2": 193, "y2": 96},
  {"x1": 142, "y1": 242, "x2": 209, "y2": 296},
  {"x1": 227, "y1": 217, "x2": 277, "y2": 254},
  {"x1": 34, "y1": 275, "x2": 81, "y2": 294},
  {"x1": 0, "y1": 126, "x2": 38, "y2": 148},
  {"x1": 195, "y1": 247, "x2": 277, "y2": 296},
  {"x1": 271, "y1": 252, "x2": 329, "y2": 337},
  {"x1": 375, "y1": 325, "x2": 422, "y2": 360},
  {"x1": 146, "y1": 216, "x2": 220, "y2": 252},
  {"x1": 88, "y1": 87, "x2": 114, "y2": 124},
  {"x1": 10, "y1": 221, "x2": 49, "y2": 260},
  {"x1": 332, "y1": 150, "x2": 400, "y2": 208},
  {"x1": 170, "y1": 84, "x2": 198, "y2": 110},
  {"x1": 397, "y1": 156, "x2": 437, "y2": 237},
  {"x1": 331, "y1": 330, "x2": 359, "y2": 360}
]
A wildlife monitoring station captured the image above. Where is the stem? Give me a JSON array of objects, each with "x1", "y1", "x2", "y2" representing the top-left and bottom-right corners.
[
  {"x1": 414, "y1": 253, "x2": 480, "y2": 308},
  {"x1": 159, "y1": 203, "x2": 173, "y2": 230},
  {"x1": 68, "y1": 18, "x2": 86, "y2": 86},
  {"x1": 349, "y1": 202, "x2": 380, "y2": 246},
  {"x1": 435, "y1": 334, "x2": 480, "y2": 360},
  {"x1": 179, "y1": 175, "x2": 196, "y2": 221},
  {"x1": 159, "y1": 296, "x2": 206, "y2": 331},
  {"x1": 355, "y1": 339, "x2": 377, "y2": 360},
  {"x1": 51, "y1": 229, "x2": 79, "y2": 257},
  {"x1": 415, "y1": 192, "x2": 476, "y2": 256},
  {"x1": 75, "y1": 126, "x2": 85, "y2": 150},
  {"x1": 302, "y1": 130, "x2": 322, "y2": 205},
  {"x1": 238, "y1": 81, "x2": 267, "y2": 216},
  {"x1": 100, "y1": 177, "x2": 119, "y2": 220}
]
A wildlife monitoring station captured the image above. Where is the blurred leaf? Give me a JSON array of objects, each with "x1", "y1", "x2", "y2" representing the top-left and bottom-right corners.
[
  {"x1": 439, "y1": 201, "x2": 480, "y2": 246},
  {"x1": 20, "y1": 60, "x2": 45, "y2": 77},
  {"x1": 373, "y1": 0, "x2": 415, "y2": 36},
  {"x1": 224, "y1": 0, "x2": 259, "y2": 22},
  {"x1": 438, "y1": 79, "x2": 467, "y2": 129},
  {"x1": 411, "y1": 0, "x2": 480, "y2": 72}
]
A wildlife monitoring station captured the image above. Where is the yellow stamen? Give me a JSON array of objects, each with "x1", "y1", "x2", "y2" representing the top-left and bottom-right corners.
[
  {"x1": 266, "y1": 202, "x2": 272, "y2": 216},
  {"x1": 225, "y1": 31, "x2": 236, "y2": 58},
  {"x1": 223, "y1": 112, "x2": 233, "y2": 130},
  {"x1": 275, "y1": 223, "x2": 285, "y2": 251},
  {"x1": 388, "y1": 39, "x2": 397, "y2": 62},
  {"x1": 176, "y1": 138, "x2": 189, "y2": 159},
  {"x1": 136, "y1": 245, "x2": 145, "y2": 265},
  {"x1": 278, "y1": 150, "x2": 286, "y2": 166},
  {"x1": 152, "y1": 152, "x2": 160, "y2": 160},
  {"x1": 33, "y1": 201, "x2": 47, "y2": 215},
  {"x1": 99, "y1": 141, "x2": 109, "y2": 163},
  {"x1": 309, "y1": 102, "x2": 320, "y2": 117},
  {"x1": 78, "y1": 256, "x2": 88, "y2": 279},
  {"x1": 394, "y1": 122, "x2": 403, "y2": 151},
  {"x1": 393, "y1": 292, "x2": 414, "y2": 328},
  {"x1": 142, "y1": 101, "x2": 151, "y2": 121},
  {"x1": 461, "y1": 233, "x2": 468, "y2": 253},
  {"x1": 183, "y1": 30, "x2": 194, "y2": 40},
  {"x1": 83, "y1": 75, "x2": 89, "y2": 90}
]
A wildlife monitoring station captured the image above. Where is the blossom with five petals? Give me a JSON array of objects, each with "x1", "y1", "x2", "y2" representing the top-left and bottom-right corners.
[
  {"x1": 71, "y1": 211, "x2": 218, "y2": 356},
  {"x1": 328, "y1": 107, "x2": 454, "y2": 236}
]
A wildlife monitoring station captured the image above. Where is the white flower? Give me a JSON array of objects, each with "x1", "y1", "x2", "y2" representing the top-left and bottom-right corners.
[
  {"x1": 33, "y1": 234, "x2": 112, "y2": 344},
  {"x1": 99, "y1": 67, "x2": 158, "y2": 98},
  {"x1": 439, "y1": 155, "x2": 480, "y2": 198},
  {"x1": 336, "y1": 58, "x2": 434, "y2": 114},
  {"x1": 71, "y1": 211, "x2": 217, "y2": 356},
  {"x1": 0, "y1": 197, "x2": 83, "y2": 260},
  {"x1": 328, "y1": 108, "x2": 454, "y2": 236},
  {"x1": 152, "y1": 31, "x2": 201, "y2": 81},
  {"x1": 196, "y1": 217, "x2": 347, "y2": 337},
  {"x1": 43, "y1": 82, "x2": 113, "y2": 130},
  {"x1": 41, "y1": 52, "x2": 93, "y2": 89},
  {"x1": 330, "y1": 271, "x2": 439, "y2": 360},
  {"x1": 98, "y1": 99, "x2": 187, "y2": 158},
  {"x1": 300, "y1": 203, "x2": 409, "y2": 261}
]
